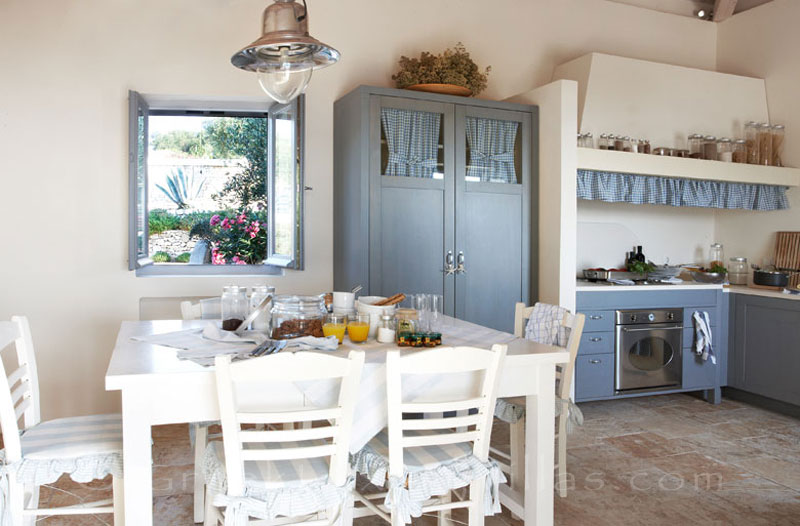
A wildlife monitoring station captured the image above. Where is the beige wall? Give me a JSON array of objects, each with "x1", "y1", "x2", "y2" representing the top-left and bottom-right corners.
[
  {"x1": 715, "y1": 0, "x2": 800, "y2": 265},
  {"x1": 0, "y1": 0, "x2": 717, "y2": 418}
]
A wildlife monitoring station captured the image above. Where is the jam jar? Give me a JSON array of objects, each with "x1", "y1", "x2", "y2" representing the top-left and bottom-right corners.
[{"x1": 270, "y1": 295, "x2": 327, "y2": 339}]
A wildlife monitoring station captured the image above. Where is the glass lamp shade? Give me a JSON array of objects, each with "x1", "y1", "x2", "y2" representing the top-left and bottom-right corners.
[{"x1": 232, "y1": 0, "x2": 339, "y2": 103}]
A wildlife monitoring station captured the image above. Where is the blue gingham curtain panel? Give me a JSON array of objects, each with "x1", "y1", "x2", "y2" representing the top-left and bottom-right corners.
[
  {"x1": 381, "y1": 108, "x2": 441, "y2": 178},
  {"x1": 465, "y1": 117, "x2": 519, "y2": 183},
  {"x1": 577, "y1": 170, "x2": 790, "y2": 211}
]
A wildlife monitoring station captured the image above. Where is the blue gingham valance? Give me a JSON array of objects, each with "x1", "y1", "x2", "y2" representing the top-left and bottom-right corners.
[
  {"x1": 466, "y1": 117, "x2": 519, "y2": 183},
  {"x1": 381, "y1": 108, "x2": 441, "y2": 178},
  {"x1": 577, "y1": 170, "x2": 790, "y2": 211}
]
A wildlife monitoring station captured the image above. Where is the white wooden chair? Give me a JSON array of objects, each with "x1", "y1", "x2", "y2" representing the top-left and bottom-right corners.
[
  {"x1": 490, "y1": 303, "x2": 585, "y2": 504},
  {"x1": 181, "y1": 297, "x2": 222, "y2": 321},
  {"x1": 203, "y1": 350, "x2": 365, "y2": 526},
  {"x1": 352, "y1": 345, "x2": 507, "y2": 526},
  {"x1": 0, "y1": 316, "x2": 124, "y2": 525}
]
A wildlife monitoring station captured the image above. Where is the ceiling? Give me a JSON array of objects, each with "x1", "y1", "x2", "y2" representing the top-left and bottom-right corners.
[{"x1": 604, "y1": 0, "x2": 774, "y2": 20}]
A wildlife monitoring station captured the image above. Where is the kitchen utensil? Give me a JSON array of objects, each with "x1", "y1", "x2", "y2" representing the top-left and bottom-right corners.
[
  {"x1": 350, "y1": 284, "x2": 363, "y2": 295},
  {"x1": 235, "y1": 292, "x2": 274, "y2": 335},
  {"x1": 373, "y1": 293, "x2": 406, "y2": 306},
  {"x1": 690, "y1": 271, "x2": 727, "y2": 284},
  {"x1": 753, "y1": 269, "x2": 789, "y2": 287}
]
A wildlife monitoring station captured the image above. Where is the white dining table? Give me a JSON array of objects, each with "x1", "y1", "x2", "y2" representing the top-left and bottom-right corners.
[{"x1": 105, "y1": 317, "x2": 568, "y2": 526}]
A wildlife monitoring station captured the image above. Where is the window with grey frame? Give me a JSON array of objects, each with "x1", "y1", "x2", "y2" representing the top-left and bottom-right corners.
[{"x1": 128, "y1": 91, "x2": 305, "y2": 276}]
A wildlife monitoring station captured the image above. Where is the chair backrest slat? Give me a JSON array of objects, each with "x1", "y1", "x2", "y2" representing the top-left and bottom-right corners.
[
  {"x1": 513, "y1": 302, "x2": 585, "y2": 402},
  {"x1": 214, "y1": 350, "x2": 364, "y2": 496},
  {"x1": 0, "y1": 317, "x2": 42, "y2": 463},
  {"x1": 385, "y1": 345, "x2": 506, "y2": 479}
]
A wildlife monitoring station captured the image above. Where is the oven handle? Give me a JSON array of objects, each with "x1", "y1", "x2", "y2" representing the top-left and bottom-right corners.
[{"x1": 621, "y1": 326, "x2": 683, "y2": 333}]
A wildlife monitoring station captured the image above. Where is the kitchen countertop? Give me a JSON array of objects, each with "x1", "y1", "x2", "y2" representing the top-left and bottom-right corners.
[
  {"x1": 576, "y1": 279, "x2": 724, "y2": 292},
  {"x1": 724, "y1": 284, "x2": 800, "y2": 301}
]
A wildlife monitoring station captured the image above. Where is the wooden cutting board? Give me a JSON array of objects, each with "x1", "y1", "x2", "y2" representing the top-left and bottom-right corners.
[{"x1": 775, "y1": 232, "x2": 800, "y2": 288}]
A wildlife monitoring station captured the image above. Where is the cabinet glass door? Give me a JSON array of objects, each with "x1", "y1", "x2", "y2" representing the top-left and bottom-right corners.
[
  {"x1": 454, "y1": 107, "x2": 531, "y2": 332},
  {"x1": 370, "y1": 97, "x2": 455, "y2": 315},
  {"x1": 380, "y1": 107, "x2": 445, "y2": 179}
]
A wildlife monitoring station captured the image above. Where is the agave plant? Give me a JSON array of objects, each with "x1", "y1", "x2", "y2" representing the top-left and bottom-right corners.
[{"x1": 156, "y1": 168, "x2": 206, "y2": 209}]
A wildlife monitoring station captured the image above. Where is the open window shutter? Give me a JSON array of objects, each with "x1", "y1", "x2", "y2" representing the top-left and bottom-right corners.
[
  {"x1": 266, "y1": 96, "x2": 305, "y2": 269},
  {"x1": 128, "y1": 91, "x2": 151, "y2": 270}
]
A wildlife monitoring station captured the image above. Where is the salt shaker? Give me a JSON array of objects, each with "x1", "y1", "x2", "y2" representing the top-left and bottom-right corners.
[{"x1": 376, "y1": 314, "x2": 396, "y2": 343}]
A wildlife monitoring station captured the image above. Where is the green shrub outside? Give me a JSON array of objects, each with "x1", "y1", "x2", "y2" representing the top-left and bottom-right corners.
[
  {"x1": 152, "y1": 251, "x2": 171, "y2": 263},
  {"x1": 175, "y1": 252, "x2": 192, "y2": 263},
  {"x1": 149, "y1": 209, "x2": 218, "y2": 234}
]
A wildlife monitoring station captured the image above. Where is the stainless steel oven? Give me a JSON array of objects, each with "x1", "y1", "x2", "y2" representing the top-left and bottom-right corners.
[{"x1": 615, "y1": 308, "x2": 683, "y2": 393}]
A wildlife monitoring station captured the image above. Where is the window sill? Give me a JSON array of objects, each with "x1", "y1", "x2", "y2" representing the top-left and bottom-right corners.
[{"x1": 135, "y1": 264, "x2": 284, "y2": 277}]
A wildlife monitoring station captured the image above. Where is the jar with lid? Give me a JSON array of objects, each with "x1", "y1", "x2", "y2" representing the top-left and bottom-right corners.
[
  {"x1": 270, "y1": 295, "x2": 327, "y2": 339},
  {"x1": 394, "y1": 308, "x2": 418, "y2": 341},
  {"x1": 772, "y1": 125, "x2": 785, "y2": 167},
  {"x1": 744, "y1": 121, "x2": 759, "y2": 164},
  {"x1": 584, "y1": 132, "x2": 594, "y2": 148},
  {"x1": 376, "y1": 314, "x2": 396, "y2": 343},
  {"x1": 221, "y1": 286, "x2": 248, "y2": 331},
  {"x1": 629, "y1": 138, "x2": 640, "y2": 153},
  {"x1": 614, "y1": 135, "x2": 626, "y2": 152},
  {"x1": 598, "y1": 134, "x2": 609, "y2": 150},
  {"x1": 606, "y1": 134, "x2": 616, "y2": 151},
  {"x1": 709, "y1": 243, "x2": 725, "y2": 270},
  {"x1": 718, "y1": 138, "x2": 733, "y2": 162},
  {"x1": 732, "y1": 139, "x2": 747, "y2": 163},
  {"x1": 249, "y1": 285, "x2": 275, "y2": 331},
  {"x1": 728, "y1": 257, "x2": 748, "y2": 285},
  {"x1": 758, "y1": 123, "x2": 773, "y2": 166},
  {"x1": 641, "y1": 139, "x2": 651, "y2": 154},
  {"x1": 703, "y1": 136, "x2": 718, "y2": 161},
  {"x1": 576, "y1": 133, "x2": 583, "y2": 147},
  {"x1": 622, "y1": 136, "x2": 632, "y2": 152},
  {"x1": 689, "y1": 134, "x2": 704, "y2": 159}
]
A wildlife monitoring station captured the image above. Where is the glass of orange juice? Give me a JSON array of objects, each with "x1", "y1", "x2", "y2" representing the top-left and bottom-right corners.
[
  {"x1": 323, "y1": 314, "x2": 347, "y2": 344},
  {"x1": 347, "y1": 314, "x2": 371, "y2": 344}
]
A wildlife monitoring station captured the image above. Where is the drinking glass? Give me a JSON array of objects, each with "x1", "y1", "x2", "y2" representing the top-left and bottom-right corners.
[
  {"x1": 427, "y1": 294, "x2": 444, "y2": 331},
  {"x1": 323, "y1": 314, "x2": 346, "y2": 344},
  {"x1": 414, "y1": 294, "x2": 430, "y2": 332},
  {"x1": 347, "y1": 314, "x2": 371, "y2": 343}
]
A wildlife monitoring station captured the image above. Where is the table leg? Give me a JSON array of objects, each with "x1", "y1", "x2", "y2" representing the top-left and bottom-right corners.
[
  {"x1": 524, "y1": 364, "x2": 556, "y2": 526},
  {"x1": 122, "y1": 390, "x2": 154, "y2": 526}
]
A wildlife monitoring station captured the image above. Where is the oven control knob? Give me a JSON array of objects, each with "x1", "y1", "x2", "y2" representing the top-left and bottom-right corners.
[
  {"x1": 629, "y1": 314, "x2": 636, "y2": 322},
  {"x1": 667, "y1": 312, "x2": 674, "y2": 320},
  {"x1": 648, "y1": 313, "x2": 655, "y2": 322}
]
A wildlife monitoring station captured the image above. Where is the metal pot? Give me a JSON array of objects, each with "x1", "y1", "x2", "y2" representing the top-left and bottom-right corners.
[{"x1": 753, "y1": 269, "x2": 789, "y2": 287}]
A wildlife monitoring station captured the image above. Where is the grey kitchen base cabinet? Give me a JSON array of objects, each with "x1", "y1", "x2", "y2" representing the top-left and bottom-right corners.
[
  {"x1": 333, "y1": 86, "x2": 538, "y2": 333},
  {"x1": 575, "y1": 289, "x2": 728, "y2": 403},
  {"x1": 729, "y1": 293, "x2": 800, "y2": 407}
]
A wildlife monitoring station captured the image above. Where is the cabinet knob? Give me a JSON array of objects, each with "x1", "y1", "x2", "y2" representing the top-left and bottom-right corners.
[
  {"x1": 589, "y1": 359, "x2": 602, "y2": 364},
  {"x1": 589, "y1": 315, "x2": 603, "y2": 320},
  {"x1": 443, "y1": 251, "x2": 456, "y2": 275},
  {"x1": 589, "y1": 337, "x2": 602, "y2": 342}
]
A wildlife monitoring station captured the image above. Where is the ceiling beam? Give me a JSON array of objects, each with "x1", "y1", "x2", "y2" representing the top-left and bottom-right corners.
[{"x1": 713, "y1": 0, "x2": 738, "y2": 21}]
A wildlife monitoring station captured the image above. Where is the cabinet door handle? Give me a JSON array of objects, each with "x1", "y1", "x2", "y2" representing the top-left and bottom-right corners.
[
  {"x1": 443, "y1": 251, "x2": 456, "y2": 275},
  {"x1": 589, "y1": 315, "x2": 603, "y2": 320},
  {"x1": 455, "y1": 251, "x2": 466, "y2": 274},
  {"x1": 589, "y1": 337, "x2": 602, "y2": 342},
  {"x1": 589, "y1": 359, "x2": 602, "y2": 364}
]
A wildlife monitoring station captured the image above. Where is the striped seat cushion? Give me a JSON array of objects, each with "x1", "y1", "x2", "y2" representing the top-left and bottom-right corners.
[
  {"x1": 363, "y1": 429, "x2": 472, "y2": 473},
  {"x1": 20, "y1": 414, "x2": 122, "y2": 460},
  {"x1": 205, "y1": 440, "x2": 330, "y2": 490}
]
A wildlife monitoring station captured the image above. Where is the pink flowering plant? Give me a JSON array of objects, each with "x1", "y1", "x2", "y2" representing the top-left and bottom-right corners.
[{"x1": 200, "y1": 209, "x2": 267, "y2": 265}]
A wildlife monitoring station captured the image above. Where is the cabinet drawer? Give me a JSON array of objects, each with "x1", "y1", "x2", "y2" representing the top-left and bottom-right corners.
[
  {"x1": 575, "y1": 354, "x2": 614, "y2": 400},
  {"x1": 578, "y1": 331, "x2": 614, "y2": 356},
  {"x1": 579, "y1": 310, "x2": 614, "y2": 332},
  {"x1": 683, "y1": 308, "x2": 717, "y2": 327}
]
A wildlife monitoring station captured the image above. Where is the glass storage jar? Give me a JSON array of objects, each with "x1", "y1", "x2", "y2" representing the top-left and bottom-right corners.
[
  {"x1": 584, "y1": 132, "x2": 594, "y2": 149},
  {"x1": 598, "y1": 134, "x2": 609, "y2": 150},
  {"x1": 758, "y1": 123, "x2": 773, "y2": 166},
  {"x1": 732, "y1": 139, "x2": 747, "y2": 163},
  {"x1": 703, "y1": 136, "x2": 718, "y2": 161},
  {"x1": 376, "y1": 314, "x2": 396, "y2": 343},
  {"x1": 689, "y1": 134, "x2": 704, "y2": 159},
  {"x1": 642, "y1": 139, "x2": 651, "y2": 154},
  {"x1": 270, "y1": 294, "x2": 327, "y2": 339},
  {"x1": 221, "y1": 286, "x2": 248, "y2": 331},
  {"x1": 772, "y1": 125, "x2": 785, "y2": 167},
  {"x1": 728, "y1": 257, "x2": 748, "y2": 285},
  {"x1": 718, "y1": 138, "x2": 733, "y2": 162},
  {"x1": 745, "y1": 121, "x2": 759, "y2": 164},
  {"x1": 709, "y1": 243, "x2": 725, "y2": 270},
  {"x1": 249, "y1": 285, "x2": 275, "y2": 331}
]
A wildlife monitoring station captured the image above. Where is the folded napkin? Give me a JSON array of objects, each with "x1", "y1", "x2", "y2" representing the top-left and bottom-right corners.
[
  {"x1": 608, "y1": 279, "x2": 635, "y2": 285},
  {"x1": 284, "y1": 335, "x2": 340, "y2": 352}
]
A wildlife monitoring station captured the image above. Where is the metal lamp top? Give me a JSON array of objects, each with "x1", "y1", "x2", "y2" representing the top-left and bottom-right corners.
[{"x1": 231, "y1": 0, "x2": 339, "y2": 72}]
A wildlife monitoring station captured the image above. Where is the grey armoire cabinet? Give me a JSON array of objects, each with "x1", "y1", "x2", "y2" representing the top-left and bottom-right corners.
[{"x1": 333, "y1": 86, "x2": 538, "y2": 332}]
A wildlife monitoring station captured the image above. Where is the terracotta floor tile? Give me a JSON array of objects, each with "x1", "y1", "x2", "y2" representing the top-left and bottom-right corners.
[
  {"x1": 603, "y1": 431, "x2": 695, "y2": 458},
  {"x1": 733, "y1": 455, "x2": 800, "y2": 491}
]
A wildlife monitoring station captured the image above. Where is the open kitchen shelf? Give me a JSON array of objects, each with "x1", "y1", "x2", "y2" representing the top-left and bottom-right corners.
[{"x1": 577, "y1": 147, "x2": 800, "y2": 187}]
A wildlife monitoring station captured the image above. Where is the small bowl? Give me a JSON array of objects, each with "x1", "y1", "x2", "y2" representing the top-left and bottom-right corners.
[{"x1": 691, "y1": 271, "x2": 727, "y2": 284}]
